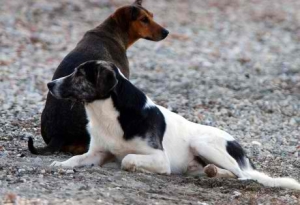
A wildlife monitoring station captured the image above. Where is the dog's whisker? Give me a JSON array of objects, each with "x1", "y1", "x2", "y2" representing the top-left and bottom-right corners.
[{"x1": 70, "y1": 101, "x2": 76, "y2": 110}]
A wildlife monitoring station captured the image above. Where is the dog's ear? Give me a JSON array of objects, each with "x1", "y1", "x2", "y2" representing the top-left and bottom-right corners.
[
  {"x1": 96, "y1": 66, "x2": 118, "y2": 98},
  {"x1": 113, "y1": 6, "x2": 138, "y2": 29},
  {"x1": 76, "y1": 62, "x2": 98, "y2": 85},
  {"x1": 131, "y1": 6, "x2": 140, "y2": 21},
  {"x1": 133, "y1": 0, "x2": 142, "y2": 6}
]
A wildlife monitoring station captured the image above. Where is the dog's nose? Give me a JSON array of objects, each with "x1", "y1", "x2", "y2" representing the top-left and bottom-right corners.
[
  {"x1": 47, "y1": 82, "x2": 55, "y2": 91},
  {"x1": 161, "y1": 29, "x2": 169, "y2": 38}
]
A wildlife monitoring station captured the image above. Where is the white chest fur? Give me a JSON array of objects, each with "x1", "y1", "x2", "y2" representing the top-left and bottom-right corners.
[
  {"x1": 85, "y1": 99, "x2": 123, "y2": 141},
  {"x1": 85, "y1": 99, "x2": 155, "y2": 159}
]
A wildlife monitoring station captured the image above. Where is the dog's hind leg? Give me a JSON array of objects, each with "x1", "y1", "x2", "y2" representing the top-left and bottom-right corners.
[
  {"x1": 203, "y1": 164, "x2": 237, "y2": 178},
  {"x1": 186, "y1": 157, "x2": 236, "y2": 178},
  {"x1": 190, "y1": 139, "x2": 247, "y2": 179},
  {"x1": 121, "y1": 150, "x2": 171, "y2": 174}
]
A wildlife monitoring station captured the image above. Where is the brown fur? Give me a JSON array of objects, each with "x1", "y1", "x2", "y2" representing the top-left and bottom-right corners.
[
  {"x1": 61, "y1": 144, "x2": 87, "y2": 155},
  {"x1": 112, "y1": 5, "x2": 167, "y2": 48}
]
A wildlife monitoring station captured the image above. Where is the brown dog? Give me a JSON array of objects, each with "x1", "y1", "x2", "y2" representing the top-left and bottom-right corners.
[{"x1": 28, "y1": 0, "x2": 169, "y2": 155}]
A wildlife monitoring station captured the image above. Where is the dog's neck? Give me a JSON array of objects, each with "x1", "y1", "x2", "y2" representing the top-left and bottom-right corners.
[
  {"x1": 111, "y1": 68, "x2": 148, "y2": 111},
  {"x1": 85, "y1": 68, "x2": 148, "y2": 124},
  {"x1": 85, "y1": 98, "x2": 118, "y2": 127},
  {"x1": 92, "y1": 17, "x2": 138, "y2": 50},
  {"x1": 91, "y1": 17, "x2": 128, "y2": 50}
]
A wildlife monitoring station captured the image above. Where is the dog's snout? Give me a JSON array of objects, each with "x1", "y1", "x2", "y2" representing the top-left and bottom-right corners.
[
  {"x1": 47, "y1": 82, "x2": 55, "y2": 91},
  {"x1": 161, "y1": 29, "x2": 169, "y2": 39}
]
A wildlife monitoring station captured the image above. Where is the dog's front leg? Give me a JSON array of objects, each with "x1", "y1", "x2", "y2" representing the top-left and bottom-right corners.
[
  {"x1": 50, "y1": 150, "x2": 112, "y2": 168},
  {"x1": 121, "y1": 150, "x2": 171, "y2": 175}
]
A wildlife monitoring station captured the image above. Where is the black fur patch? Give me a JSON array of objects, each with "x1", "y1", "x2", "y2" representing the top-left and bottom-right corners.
[
  {"x1": 194, "y1": 156, "x2": 207, "y2": 167},
  {"x1": 226, "y1": 140, "x2": 247, "y2": 169},
  {"x1": 131, "y1": 6, "x2": 140, "y2": 21},
  {"x1": 50, "y1": 61, "x2": 117, "y2": 103},
  {"x1": 111, "y1": 68, "x2": 166, "y2": 150}
]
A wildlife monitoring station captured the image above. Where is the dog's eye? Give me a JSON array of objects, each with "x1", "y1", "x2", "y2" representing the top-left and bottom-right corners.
[{"x1": 141, "y1": 17, "x2": 149, "y2": 24}]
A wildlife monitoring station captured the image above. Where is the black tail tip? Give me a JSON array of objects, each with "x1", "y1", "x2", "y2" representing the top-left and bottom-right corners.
[{"x1": 28, "y1": 137, "x2": 37, "y2": 154}]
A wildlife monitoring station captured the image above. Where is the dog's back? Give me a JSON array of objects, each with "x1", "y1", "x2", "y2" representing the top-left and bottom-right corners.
[{"x1": 52, "y1": 18, "x2": 129, "y2": 80}]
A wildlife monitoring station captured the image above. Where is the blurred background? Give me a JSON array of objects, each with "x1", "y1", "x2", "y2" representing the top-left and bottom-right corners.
[{"x1": 1, "y1": 0, "x2": 300, "y2": 204}]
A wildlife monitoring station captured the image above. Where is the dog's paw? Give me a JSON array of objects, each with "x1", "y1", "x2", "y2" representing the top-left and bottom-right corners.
[
  {"x1": 204, "y1": 164, "x2": 218, "y2": 178},
  {"x1": 50, "y1": 161, "x2": 74, "y2": 168},
  {"x1": 121, "y1": 155, "x2": 137, "y2": 172},
  {"x1": 50, "y1": 161, "x2": 63, "y2": 167}
]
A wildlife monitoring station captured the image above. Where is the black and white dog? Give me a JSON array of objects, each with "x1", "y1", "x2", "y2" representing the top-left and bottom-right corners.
[{"x1": 48, "y1": 61, "x2": 300, "y2": 190}]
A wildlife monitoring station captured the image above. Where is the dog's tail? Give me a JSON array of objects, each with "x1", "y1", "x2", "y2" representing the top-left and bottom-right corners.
[
  {"x1": 243, "y1": 169, "x2": 300, "y2": 190},
  {"x1": 28, "y1": 137, "x2": 63, "y2": 155},
  {"x1": 227, "y1": 141, "x2": 300, "y2": 190}
]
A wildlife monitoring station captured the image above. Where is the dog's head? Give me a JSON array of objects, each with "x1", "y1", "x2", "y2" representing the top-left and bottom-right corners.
[
  {"x1": 48, "y1": 61, "x2": 118, "y2": 103},
  {"x1": 112, "y1": 0, "x2": 169, "y2": 46}
]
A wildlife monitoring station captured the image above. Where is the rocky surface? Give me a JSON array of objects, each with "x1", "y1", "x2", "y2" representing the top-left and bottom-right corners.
[{"x1": 0, "y1": 0, "x2": 300, "y2": 204}]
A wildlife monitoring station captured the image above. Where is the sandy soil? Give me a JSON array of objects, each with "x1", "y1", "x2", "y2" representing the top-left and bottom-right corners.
[{"x1": 0, "y1": 0, "x2": 300, "y2": 204}]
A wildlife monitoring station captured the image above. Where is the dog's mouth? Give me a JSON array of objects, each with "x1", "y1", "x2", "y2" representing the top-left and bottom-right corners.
[
  {"x1": 69, "y1": 99, "x2": 84, "y2": 109},
  {"x1": 48, "y1": 87, "x2": 63, "y2": 100},
  {"x1": 48, "y1": 87, "x2": 71, "y2": 101},
  {"x1": 144, "y1": 31, "x2": 169, "y2": 41},
  {"x1": 49, "y1": 90, "x2": 60, "y2": 99}
]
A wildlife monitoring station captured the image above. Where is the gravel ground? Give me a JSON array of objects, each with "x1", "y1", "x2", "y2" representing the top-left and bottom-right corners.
[{"x1": 1, "y1": 0, "x2": 300, "y2": 204}]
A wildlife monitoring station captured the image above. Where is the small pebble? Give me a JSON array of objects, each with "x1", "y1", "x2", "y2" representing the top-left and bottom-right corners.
[
  {"x1": 252, "y1": 141, "x2": 262, "y2": 146},
  {"x1": 232, "y1": 191, "x2": 242, "y2": 198},
  {"x1": 18, "y1": 169, "x2": 26, "y2": 173},
  {"x1": 17, "y1": 153, "x2": 25, "y2": 158},
  {"x1": 66, "y1": 170, "x2": 74, "y2": 174}
]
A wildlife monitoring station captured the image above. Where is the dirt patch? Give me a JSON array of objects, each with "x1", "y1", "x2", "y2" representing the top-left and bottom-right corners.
[{"x1": 1, "y1": 0, "x2": 300, "y2": 204}]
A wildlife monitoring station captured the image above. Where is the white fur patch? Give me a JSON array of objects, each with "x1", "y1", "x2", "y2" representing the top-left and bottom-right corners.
[
  {"x1": 116, "y1": 67, "x2": 127, "y2": 79},
  {"x1": 86, "y1": 99, "x2": 160, "y2": 159},
  {"x1": 144, "y1": 96, "x2": 156, "y2": 109}
]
